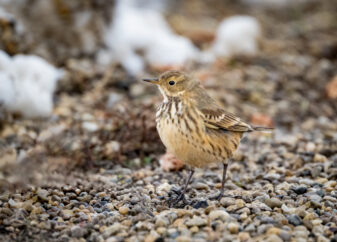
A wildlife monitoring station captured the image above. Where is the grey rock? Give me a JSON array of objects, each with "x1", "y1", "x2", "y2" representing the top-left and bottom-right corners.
[
  {"x1": 37, "y1": 189, "x2": 49, "y2": 201},
  {"x1": 287, "y1": 214, "x2": 302, "y2": 226},
  {"x1": 185, "y1": 216, "x2": 207, "y2": 227},
  {"x1": 71, "y1": 225, "x2": 87, "y2": 238}
]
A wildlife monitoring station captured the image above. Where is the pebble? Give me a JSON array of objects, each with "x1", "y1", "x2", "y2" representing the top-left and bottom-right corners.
[
  {"x1": 220, "y1": 197, "x2": 236, "y2": 207},
  {"x1": 185, "y1": 216, "x2": 207, "y2": 227},
  {"x1": 176, "y1": 235, "x2": 191, "y2": 242},
  {"x1": 293, "y1": 186, "x2": 307, "y2": 195},
  {"x1": 119, "y1": 206, "x2": 129, "y2": 215},
  {"x1": 209, "y1": 210, "x2": 231, "y2": 222},
  {"x1": 287, "y1": 214, "x2": 302, "y2": 226},
  {"x1": 157, "y1": 182, "x2": 172, "y2": 196},
  {"x1": 266, "y1": 234, "x2": 283, "y2": 242},
  {"x1": 314, "y1": 153, "x2": 327, "y2": 163},
  {"x1": 71, "y1": 225, "x2": 87, "y2": 238},
  {"x1": 227, "y1": 222, "x2": 239, "y2": 234},
  {"x1": 192, "y1": 182, "x2": 209, "y2": 190},
  {"x1": 82, "y1": 121, "x2": 99, "y2": 132},
  {"x1": 37, "y1": 189, "x2": 49, "y2": 201},
  {"x1": 279, "y1": 230, "x2": 291, "y2": 241},
  {"x1": 155, "y1": 217, "x2": 169, "y2": 227},
  {"x1": 238, "y1": 232, "x2": 251, "y2": 241},
  {"x1": 266, "y1": 227, "x2": 281, "y2": 235},
  {"x1": 104, "y1": 223, "x2": 125, "y2": 237},
  {"x1": 8, "y1": 199, "x2": 19, "y2": 208},
  {"x1": 265, "y1": 198, "x2": 283, "y2": 208},
  {"x1": 62, "y1": 209, "x2": 74, "y2": 220}
]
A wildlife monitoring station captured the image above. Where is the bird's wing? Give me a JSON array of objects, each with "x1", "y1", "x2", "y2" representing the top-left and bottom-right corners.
[
  {"x1": 194, "y1": 87, "x2": 253, "y2": 132},
  {"x1": 201, "y1": 107, "x2": 253, "y2": 132}
]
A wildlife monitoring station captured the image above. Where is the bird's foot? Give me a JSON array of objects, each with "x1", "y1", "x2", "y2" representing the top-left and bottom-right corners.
[{"x1": 167, "y1": 188, "x2": 190, "y2": 208}]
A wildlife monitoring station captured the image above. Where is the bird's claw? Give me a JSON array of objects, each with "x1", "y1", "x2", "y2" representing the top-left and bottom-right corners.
[{"x1": 168, "y1": 189, "x2": 190, "y2": 208}]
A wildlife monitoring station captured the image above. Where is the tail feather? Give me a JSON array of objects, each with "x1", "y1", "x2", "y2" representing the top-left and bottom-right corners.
[{"x1": 253, "y1": 126, "x2": 274, "y2": 132}]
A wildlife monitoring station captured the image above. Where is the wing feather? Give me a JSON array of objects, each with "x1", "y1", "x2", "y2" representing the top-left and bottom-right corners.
[
  {"x1": 191, "y1": 85, "x2": 253, "y2": 132},
  {"x1": 201, "y1": 108, "x2": 253, "y2": 132}
]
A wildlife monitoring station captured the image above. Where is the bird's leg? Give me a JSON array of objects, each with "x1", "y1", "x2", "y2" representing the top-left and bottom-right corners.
[
  {"x1": 172, "y1": 169, "x2": 194, "y2": 206},
  {"x1": 210, "y1": 162, "x2": 229, "y2": 201}
]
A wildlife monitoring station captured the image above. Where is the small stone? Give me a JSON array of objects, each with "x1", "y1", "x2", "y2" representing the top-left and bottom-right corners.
[
  {"x1": 279, "y1": 230, "x2": 291, "y2": 241},
  {"x1": 190, "y1": 226, "x2": 199, "y2": 233},
  {"x1": 281, "y1": 204, "x2": 296, "y2": 214},
  {"x1": 287, "y1": 214, "x2": 302, "y2": 226},
  {"x1": 192, "y1": 200, "x2": 208, "y2": 209},
  {"x1": 144, "y1": 231, "x2": 160, "y2": 242},
  {"x1": 220, "y1": 197, "x2": 236, "y2": 207},
  {"x1": 323, "y1": 195, "x2": 337, "y2": 202},
  {"x1": 209, "y1": 210, "x2": 231, "y2": 222},
  {"x1": 264, "y1": 173, "x2": 281, "y2": 181},
  {"x1": 176, "y1": 236, "x2": 191, "y2": 242},
  {"x1": 155, "y1": 217, "x2": 169, "y2": 227},
  {"x1": 104, "y1": 223, "x2": 125, "y2": 236},
  {"x1": 30, "y1": 207, "x2": 43, "y2": 215},
  {"x1": 235, "y1": 199, "x2": 245, "y2": 209},
  {"x1": 156, "y1": 227, "x2": 166, "y2": 235},
  {"x1": 324, "y1": 181, "x2": 336, "y2": 190},
  {"x1": 192, "y1": 182, "x2": 209, "y2": 190},
  {"x1": 185, "y1": 216, "x2": 207, "y2": 227},
  {"x1": 105, "y1": 141, "x2": 121, "y2": 155},
  {"x1": 311, "y1": 166, "x2": 321, "y2": 178},
  {"x1": 266, "y1": 227, "x2": 281, "y2": 235},
  {"x1": 244, "y1": 223, "x2": 256, "y2": 232},
  {"x1": 157, "y1": 182, "x2": 172, "y2": 196},
  {"x1": 37, "y1": 188, "x2": 49, "y2": 201},
  {"x1": 326, "y1": 75, "x2": 337, "y2": 99},
  {"x1": 8, "y1": 199, "x2": 19, "y2": 208},
  {"x1": 305, "y1": 142, "x2": 316, "y2": 152},
  {"x1": 265, "y1": 198, "x2": 282, "y2": 208},
  {"x1": 82, "y1": 121, "x2": 99, "y2": 132},
  {"x1": 173, "y1": 218, "x2": 184, "y2": 227},
  {"x1": 293, "y1": 186, "x2": 307, "y2": 195},
  {"x1": 119, "y1": 206, "x2": 129, "y2": 215},
  {"x1": 265, "y1": 234, "x2": 282, "y2": 242},
  {"x1": 313, "y1": 154, "x2": 327, "y2": 163},
  {"x1": 293, "y1": 226, "x2": 309, "y2": 239},
  {"x1": 299, "y1": 178, "x2": 315, "y2": 186},
  {"x1": 227, "y1": 222, "x2": 239, "y2": 234},
  {"x1": 317, "y1": 235, "x2": 329, "y2": 242},
  {"x1": 308, "y1": 194, "x2": 322, "y2": 208},
  {"x1": 62, "y1": 209, "x2": 74, "y2": 220},
  {"x1": 238, "y1": 232, "x2": 251, "y2": 241},
  {"x1": 71, "y1": 225, "x2": 87, "y2": 238}
]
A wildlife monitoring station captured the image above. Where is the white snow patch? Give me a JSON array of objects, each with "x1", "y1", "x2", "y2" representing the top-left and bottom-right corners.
[
  {"x1": 0, "y1": 50, "x2": 61, "y2": 118},
  {"x1": 99, "y1": 0, "x2": 198, "y2": 75},
  {"x1": 210, "y1": 16, "x2": 261, "y2": 58},
  {"x1": 241, "y1": 0, "x2": 314, "y2": 8}
]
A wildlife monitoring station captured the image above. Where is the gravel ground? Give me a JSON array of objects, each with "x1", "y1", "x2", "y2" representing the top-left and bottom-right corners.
[{"x1": 0, "y1": 0, "x2": 337, "y2": 241}]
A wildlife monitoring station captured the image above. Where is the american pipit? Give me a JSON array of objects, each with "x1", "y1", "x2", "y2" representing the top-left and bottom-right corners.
[{"x1": 143, "y1": 70, "x2": 272, "y2": 204}]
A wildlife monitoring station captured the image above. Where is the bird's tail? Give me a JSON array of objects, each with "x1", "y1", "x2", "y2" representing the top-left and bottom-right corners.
[{"x1": 253, "y1": 126, "x2": 274, "y2": 132}]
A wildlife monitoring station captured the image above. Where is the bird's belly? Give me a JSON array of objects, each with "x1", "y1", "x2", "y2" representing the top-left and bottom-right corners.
[{"x1": 157, "y1": 117, "x2": 222, "y2": 167}]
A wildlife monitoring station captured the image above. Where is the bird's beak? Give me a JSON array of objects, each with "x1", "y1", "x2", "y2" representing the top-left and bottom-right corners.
[{"x1": 142, "y1": 78, "x2": 159, "y2": 85}]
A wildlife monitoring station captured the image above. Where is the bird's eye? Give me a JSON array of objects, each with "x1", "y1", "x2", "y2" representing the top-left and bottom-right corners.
[{"x1": 169, "y1": 80, "x2": 175, "y2": 85}]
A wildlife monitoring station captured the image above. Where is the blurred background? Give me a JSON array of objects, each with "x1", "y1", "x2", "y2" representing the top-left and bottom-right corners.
[
  {"x1": 0, "y1": 0, "x2": 337, "y2": 241},
  {"x1": 0, "y1": 0, "x2": 336, "y2": 190}
]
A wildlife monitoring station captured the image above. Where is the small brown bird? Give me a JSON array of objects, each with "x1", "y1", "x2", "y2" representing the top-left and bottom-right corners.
[{"x1": 143, "y1": 70, "x2": 272, "y2": 204}]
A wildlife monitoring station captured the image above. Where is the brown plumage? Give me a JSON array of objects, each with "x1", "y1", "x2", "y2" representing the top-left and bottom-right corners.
[{"x1": 143, "y1": 70, "x2": 272, "y2": 205}]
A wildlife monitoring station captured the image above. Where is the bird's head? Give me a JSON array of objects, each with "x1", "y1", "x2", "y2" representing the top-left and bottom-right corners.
[{"x1": 143, "y1": 70, "x2": 199, "y2": 99}]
